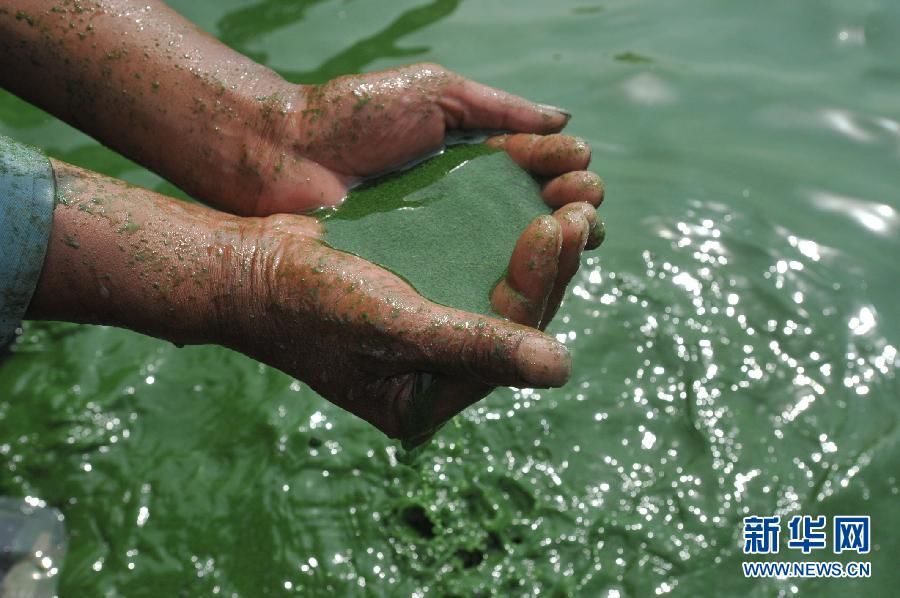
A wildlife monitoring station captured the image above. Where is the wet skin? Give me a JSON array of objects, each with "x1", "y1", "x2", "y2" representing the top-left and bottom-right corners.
[
  {"x1": 3, "y1": 0, "x2": 607, "y2": 442},
  {"x1": 0, "y1": 1, "x2": 603, "y2": 216},
  {"x1": 26, "y1": 152, "x2": 603, "y2": 442}
]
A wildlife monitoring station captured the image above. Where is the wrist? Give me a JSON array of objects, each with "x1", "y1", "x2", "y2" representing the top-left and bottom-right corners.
[
  {"x1": 27, "y1": 160, "x2": 251, "y2": 347},
  {"x1": 204, "y1": 79, "x2": 307, "y2": 216}
]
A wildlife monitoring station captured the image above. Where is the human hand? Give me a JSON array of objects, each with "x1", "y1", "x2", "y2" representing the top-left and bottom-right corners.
[
  {"x1": 221, "y1": 198, "x2": 601, "y2": 442},
  {"x1": 251, "y1": 63, "x2": 604, "y2": 215},
  {"x1": 2, "y1": 8, "x2": 603, "y2": 216}
]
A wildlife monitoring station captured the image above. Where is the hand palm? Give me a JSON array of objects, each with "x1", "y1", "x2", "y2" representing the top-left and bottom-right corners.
[{"x1": 227, "y1": 193, "x2": 600, "y2": 444}]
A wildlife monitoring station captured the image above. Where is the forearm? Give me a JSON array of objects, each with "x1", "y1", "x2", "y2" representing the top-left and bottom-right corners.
[
  {"x1": 26, "y1": 159, "x2": 253, "y2": 345},
  {"x1": 0, "y1": 0, "x2": 296, "y2": 213}
]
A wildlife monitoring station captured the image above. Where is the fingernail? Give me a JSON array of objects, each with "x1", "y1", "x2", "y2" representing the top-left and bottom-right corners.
[
  {"x1": 539, "y1": 103, "x2": 572, "y2": 120},
  {"x1": 577, "y1": 213, "x2": 591, "y2": 249},
  {"x1": 516, "y1": 336, "x2": 571, "y2": 387},
  {"x1": 586, "y1": 218, "x2": 606, "y2": 250},
  {"x1": 590, "y1": 175, "x2": 606, "y2": 205}
]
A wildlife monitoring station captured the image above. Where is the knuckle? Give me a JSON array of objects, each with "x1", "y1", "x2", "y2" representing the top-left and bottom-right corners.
[
  {"x1": 416, "y1": 61, "x2": 447, "y2": 74},
  {"x1": 565, "y1": 200, "x2": 596, "y2": 219}
]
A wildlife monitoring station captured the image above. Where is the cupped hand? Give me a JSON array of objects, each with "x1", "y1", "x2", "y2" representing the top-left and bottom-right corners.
[
  {"x1": 222, "y1": 196, "x2": 602, "y2": 444},
  {"x1": 248, "y1": 63, "x2": 603, "y2": 215}
]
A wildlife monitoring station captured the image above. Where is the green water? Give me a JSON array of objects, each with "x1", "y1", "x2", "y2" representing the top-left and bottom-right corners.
[
  {"x1": 322, "y1": 144, "x2": 547, "y2": 316},
  {"x1": 2, "y1": 0, "x2": 899, "y2": 596}
]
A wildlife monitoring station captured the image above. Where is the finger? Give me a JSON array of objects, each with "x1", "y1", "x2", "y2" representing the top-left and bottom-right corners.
[
  {"x1": 542, "y1": 171, "x2": 605, "y2": 209},
  {"x1": 439, "y1": 74, "x2": 570, "y2": 134},
  {"x1": 407, "y1": 307, "x2": 571, "y2": 390},
  {"x1": 486, "y1": 133, "x2": 591, "y2": 177},
  {"x1": 490, "y1": 215, "x2": 561, "y2": 327},
  {"x1": 542, "y1": 203, "x2": 594, "y2": 326}
]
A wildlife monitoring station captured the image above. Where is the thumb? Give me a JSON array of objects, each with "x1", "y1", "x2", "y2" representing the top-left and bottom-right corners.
[
  {"x1": 407, "y1": 308, "x2": 571, "y2": 389},
  {"x1": 439, "y1": 75, "x2": 571, "y2": 134}
]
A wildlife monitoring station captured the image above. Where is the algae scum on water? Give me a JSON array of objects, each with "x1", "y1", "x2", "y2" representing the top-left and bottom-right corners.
[{"x1": 320, "y1": 144, "x2": 548, "y2": 316}]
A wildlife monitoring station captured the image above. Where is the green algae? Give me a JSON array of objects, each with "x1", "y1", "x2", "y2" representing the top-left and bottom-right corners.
[
  {"x1": 321, "y1": 144, "x2": 548, "y2": 316},
  {"x1": 614, "y1": 51, "x2": 654, "y2": 64}
]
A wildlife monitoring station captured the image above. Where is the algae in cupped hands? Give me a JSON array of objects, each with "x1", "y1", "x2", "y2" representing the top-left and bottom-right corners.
[{"x1": 320, "y1": 144, "x2": 549, "y2": 316}]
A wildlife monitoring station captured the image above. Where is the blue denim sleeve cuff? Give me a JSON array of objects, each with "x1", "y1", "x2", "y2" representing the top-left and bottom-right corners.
[{"x1": 0, "y1": 134, "x2": 55, "y2": 347}]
